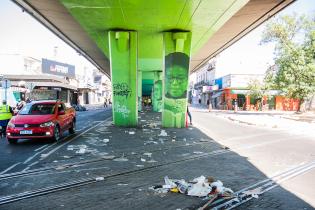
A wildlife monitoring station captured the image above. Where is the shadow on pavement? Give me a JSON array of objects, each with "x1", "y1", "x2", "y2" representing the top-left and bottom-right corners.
[{"x1": 0, "y1": 110, "x2": 313, "y2": 210}]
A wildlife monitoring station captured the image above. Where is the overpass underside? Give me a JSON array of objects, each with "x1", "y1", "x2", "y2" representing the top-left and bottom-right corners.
[{"x1": 14, "y1": 0, "x2": 295, "y2": 127}]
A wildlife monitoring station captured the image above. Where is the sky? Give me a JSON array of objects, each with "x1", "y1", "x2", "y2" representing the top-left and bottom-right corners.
[
  {"x1": 0, "y1": 0, "x2": 95, "y2": 76},
  {"x1": 214, "y1": 0, "x2": 315, "y2": 78},
  {"x1": 0, "y1": 0, "x2": 314, "y2": 79}
]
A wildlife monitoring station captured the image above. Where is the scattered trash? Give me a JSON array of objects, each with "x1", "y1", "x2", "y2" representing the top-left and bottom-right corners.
[
  {"x1": 129, "y1": 131, "x2": 135, "y2": 135},
  {"x1": 151, "y1": 176, "x2": 233, "y2": 199},
  {"x1": 159, "y1": 130, "x2": 167, "y2": 136},
  {"x1": 143, "y1": 152, "x2": 152, "y2": 158},
  {"x1": 144, "y1": 141, "x2": 158, "y2": 145},
  {"x1": 63, "y1": 156, "x2": 71, "y2": 159},
  {"x1": 53, "y1": 160, "x2": 58, "y2": 163},
  {"x1": 117, "y1": 183, "x2": 129, "y2": 186},
  {"x1": 95, "y1": 177, "x2": 104, "y2": 181},
  {"x1": 102, "y1": 155, "x2": 116, "y2": 160},
  {"x1": 193, "y1": 151, "x2": 204, "y2": 154},
  {"x1": 113, "y1": 154, "x2": 129, "y2": 162},
  {"x1": 243, "y1": 187, "x2": 263, "y2": 199},
  {"x1": 131, "y1": 152, "x2": 137, "y2": 155},
  {"x1": 199, "y1": 139, "x2": 209, "y2": 142},
  {"x1": 183, "y1": 138, "x2": 187, "y2": 142},
  {"x1": 102, "y1": 139, "x2": 110, "y2": 143},
  {"x1": 147, "y1": 159, "x2": 157, "y2": 163},
  {"x1": 76, "y1": 148, "x2": 86, "y2": 154},
  {"x1": 141, "y1": 158, "x2": 146, "y2": 162},
  {"x1": 136, "y1": 165, "x2": 144, "y2": 167}
]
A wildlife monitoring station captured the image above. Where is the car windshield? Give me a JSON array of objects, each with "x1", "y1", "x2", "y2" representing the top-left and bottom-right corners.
[{"x1": 19, "y1": 103, "x2": 55, "y2": 115}]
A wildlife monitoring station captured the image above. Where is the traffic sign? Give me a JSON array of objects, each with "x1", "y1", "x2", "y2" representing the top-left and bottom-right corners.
[{"x1": 1, "y1": 79, "x2": 11, "y2": 89}]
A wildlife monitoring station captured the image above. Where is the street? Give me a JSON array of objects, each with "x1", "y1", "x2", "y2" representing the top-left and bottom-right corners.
[
  {"x1": 0, "y1": 107, "x2": 314, "y2": 210},
  {"x1": 0, "y1": 107, "x2": 112, "y2": 174}
]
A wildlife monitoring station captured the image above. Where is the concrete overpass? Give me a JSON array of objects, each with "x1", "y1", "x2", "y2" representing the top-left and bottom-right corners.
[{"x1": 13, "y1": 0, "x2": 294, "y2": 127}]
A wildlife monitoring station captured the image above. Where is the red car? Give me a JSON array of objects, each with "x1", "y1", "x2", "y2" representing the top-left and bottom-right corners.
[{"x1": 6, "y1": 100, "x2": 76, "y2": 144}]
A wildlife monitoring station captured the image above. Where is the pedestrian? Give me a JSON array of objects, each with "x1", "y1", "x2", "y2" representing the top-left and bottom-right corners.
[
  {"x1": 187, "y1": 106, "x2": 192, "y2": 125},
  {"x1": 0, "y1": 100, "x2": 14, "y2": 138},
  {"x1": 104, "y1": 98, "x2": 108, "y2": 108}
]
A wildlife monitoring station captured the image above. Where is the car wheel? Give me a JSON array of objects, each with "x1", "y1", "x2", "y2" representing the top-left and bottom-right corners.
[
  {"x1": 69, "y1": 121, "x2": 76, "y2": 134},
  {"x1": 53, "y1": 126, "x2": 61, "y2": 142},
  {"x1": 8, "y1": 138, "x2": 18, "y2": 144}
]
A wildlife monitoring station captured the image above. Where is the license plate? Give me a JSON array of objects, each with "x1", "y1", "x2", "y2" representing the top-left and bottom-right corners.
[{"x1": 20, "y1": 130, "x2": 32, "y2": 135}]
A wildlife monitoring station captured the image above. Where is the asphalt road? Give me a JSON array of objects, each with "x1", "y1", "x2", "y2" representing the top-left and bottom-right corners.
[
  {"x1": 192, "y1": 110, "x2": 315, "y2": 208},
  {"x1": 0, "y1": 107, "x2": 112, "y2": 174}
]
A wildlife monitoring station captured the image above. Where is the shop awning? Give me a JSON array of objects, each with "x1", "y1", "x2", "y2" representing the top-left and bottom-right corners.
[
  {"x1": 231, "y1": 89, "x2": 281, "y2": 95},
  {"x1": 231, "y1": 90, "x2": 249, "y2": 94}
]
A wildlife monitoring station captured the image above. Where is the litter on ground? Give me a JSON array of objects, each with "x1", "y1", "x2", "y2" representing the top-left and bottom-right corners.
[
  {"x1": 159, "y1": 130, "x2": 168, "y2": 136},
  {"x1": 151, "y1": 175, "x2": 233, "y2": 199}
]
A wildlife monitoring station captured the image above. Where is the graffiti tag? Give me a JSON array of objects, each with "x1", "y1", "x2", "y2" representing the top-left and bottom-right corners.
[
  {"x1": 115, "y1": 104, "x2": 130, "y2": 118},
  {"x1": 113, "y1": 83, "x2": 132, "y2": 98}
]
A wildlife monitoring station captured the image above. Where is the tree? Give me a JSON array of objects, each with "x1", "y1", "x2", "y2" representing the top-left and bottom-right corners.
[
  {"x1": 247, "y1": 78, "x2": 269, "y2": 110},
  {"x1": 261, "y1": 14, "x2": 315, "y2": 112}
]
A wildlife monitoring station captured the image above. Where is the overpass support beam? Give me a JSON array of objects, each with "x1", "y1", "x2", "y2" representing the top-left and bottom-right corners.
[
  {"x1": 138, "y1": 70, "x2": 142, "y2": 112},
  {"x1": 153, "y1": 72, "x2": 162, "y2": 112},
  {"x1": 109, "y1": 31, "x2": 138, "y2": 126},
  {"x1": 162, "y1": 32, "x2": 192, "y2": 128}
]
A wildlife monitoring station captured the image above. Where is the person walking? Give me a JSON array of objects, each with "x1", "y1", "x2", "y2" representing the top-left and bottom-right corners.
[
  {"x1": 0, "y1": 100, "x2": 14, "y2": 138},
  {"x1": 104, "y1": 98, "x2": 108, "y2": 108},
  {"x1": 187, "y1": 106, "x2": 192, "y2": 125}
]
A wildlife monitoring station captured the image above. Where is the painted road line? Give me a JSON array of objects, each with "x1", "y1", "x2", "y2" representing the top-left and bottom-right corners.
[
  {"x1": 34, "y1": 144, "x2": 49, "y2": 152},
  {"x1": 0, "y1": 163, "x2": 21, "y2": 175},
  {"x1": 40, "y1": 118, "x2": 111, "y2": 161}
]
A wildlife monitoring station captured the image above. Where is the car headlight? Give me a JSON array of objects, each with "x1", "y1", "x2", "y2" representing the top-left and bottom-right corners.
[
  {"x1": 7, "y1": 122, "x2": 15, "y2": 128},
  {"x1": 40, "y1": 121, "x2": 54, "y2": 127}
]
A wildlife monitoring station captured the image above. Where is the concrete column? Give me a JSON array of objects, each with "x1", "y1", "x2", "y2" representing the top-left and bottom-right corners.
[
  {"x1": 153, "y1": 71, "x2": 162, "y2": 112},
  {"x1": 138, "y1": 70, "x2": 142, "y2": 112},
  {"x1": 109, "y1": 31, "x2": 138, "y2": 126},
  {"x1": 162, "y1": 32, "x2": 191, "y2": 128}
]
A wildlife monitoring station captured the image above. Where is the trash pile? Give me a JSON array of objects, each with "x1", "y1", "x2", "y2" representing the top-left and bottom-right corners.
[{"x1": 151, "y1": 176, "x2": 233, "y2": 199}]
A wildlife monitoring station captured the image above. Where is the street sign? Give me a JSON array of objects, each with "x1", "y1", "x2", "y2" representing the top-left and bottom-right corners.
[
  {"x1": 1, "y1": 79, "x2": 11, "y2": 89},
  {"x1": 25, "y1": 82, "x2": 35, "y2": 91}
]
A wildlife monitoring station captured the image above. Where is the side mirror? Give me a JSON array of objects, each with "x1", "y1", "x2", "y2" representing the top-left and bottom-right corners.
[{"x1": 58, "y1": 111, "x2": 65, "y2": 115}]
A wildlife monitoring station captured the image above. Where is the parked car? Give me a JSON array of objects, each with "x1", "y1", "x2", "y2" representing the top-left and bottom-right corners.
[{"x1": 6, "y1": 100, "x2": 76, "y2": 144}]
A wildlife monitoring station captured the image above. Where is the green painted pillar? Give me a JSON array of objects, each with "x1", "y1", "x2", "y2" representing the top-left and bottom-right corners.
[
  {"x1": 138, "y1": 70, "x2": 142, "y2": 112},
  {"x1": 162, "y1": 32, "x2": 191, "y2": 128},
  {"x1": 153, "y1": 72, "x2": 162, "y2": 112},
  {"x1": 109, "y1": 31, "x2": 138, "y2": 126}
]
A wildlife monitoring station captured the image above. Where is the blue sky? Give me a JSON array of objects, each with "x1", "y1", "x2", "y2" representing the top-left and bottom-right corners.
[{"x1": 0, "y1": 0, "x2": 314, "y2": 78}]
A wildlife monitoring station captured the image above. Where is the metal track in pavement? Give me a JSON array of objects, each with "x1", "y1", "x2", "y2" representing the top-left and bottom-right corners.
[
  {"x1": 0, "y1": 148, "x2": 230, "y2": 205},
  {"x1": 200, "y1": 160, "x2": 315, "y2": 210}
]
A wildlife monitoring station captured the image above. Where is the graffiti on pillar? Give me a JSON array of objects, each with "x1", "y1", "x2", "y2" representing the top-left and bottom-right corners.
[
  {"x1": 163, "y1": 52, "x2": 189, "y2": 127},
  {"x1": 114, "y1": 103, "x2": 131, "y2": 119},
  {"x1": 113, "y1": 83, "x2": 132, "y2": 98},
  {"x1": 153, "y1": 80, "x2": 162, "y2": 112}
]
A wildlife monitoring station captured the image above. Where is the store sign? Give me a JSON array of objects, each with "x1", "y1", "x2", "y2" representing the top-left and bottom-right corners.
[
  {"x1": 202, "y1": 85, "x2": 219, "y2": 93},
  {"x1": 42, "y1": 58, "x2": 75, "y2": 78}
]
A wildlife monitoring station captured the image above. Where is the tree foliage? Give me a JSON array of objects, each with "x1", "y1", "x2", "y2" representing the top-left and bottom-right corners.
[
  {"x1": 247, "y1": 78, "x2": 267, "y2": 100},
  {"x1": 261, "y1": 14, "x2": 315, "y2": 111}
]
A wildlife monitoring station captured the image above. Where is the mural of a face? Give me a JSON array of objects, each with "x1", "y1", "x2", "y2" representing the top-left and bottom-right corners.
[
  {"x1": 166, "y1": 65, "x2": 188, "y2": 98},
  {"x1": 165, "y1": 52, "x2": 189, "y2": 99},
  {"x1": 154, "y1": 80, "x2": 162, "y2": 100}
]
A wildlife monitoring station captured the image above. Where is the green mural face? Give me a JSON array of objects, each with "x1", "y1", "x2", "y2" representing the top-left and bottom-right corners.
[
  {"x1": 165, "y1": 52, "x2": 189, "y2": 99},
  {"x1": 153, "y1": 80, "x2": 162, "y2": 112},
  {"x1": 154, "y1": 80, "x2": 162, "y2": 100},
  {"x1": 163, "y1": 50, "x2": 190, "y2": 128}
]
